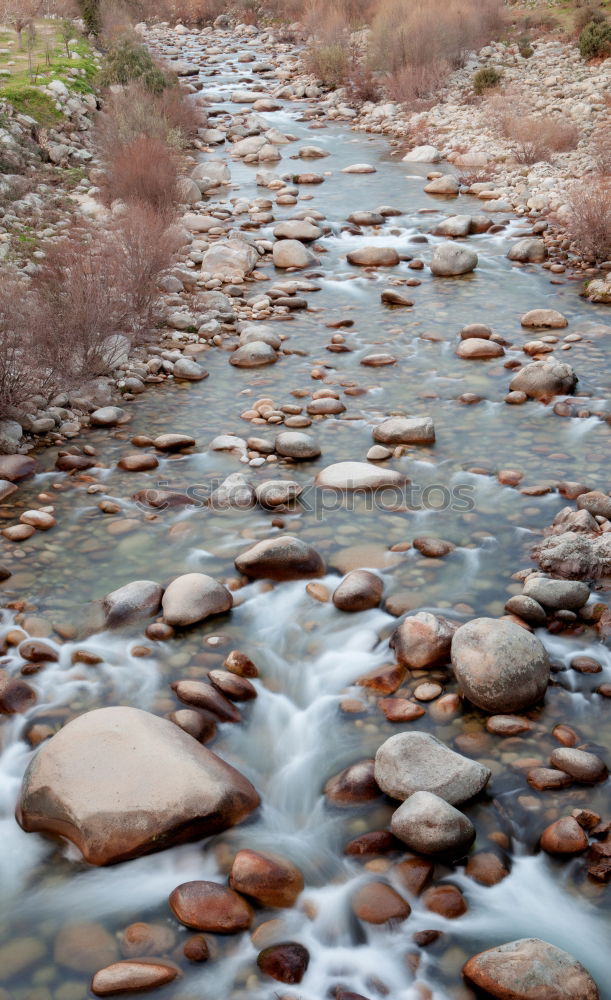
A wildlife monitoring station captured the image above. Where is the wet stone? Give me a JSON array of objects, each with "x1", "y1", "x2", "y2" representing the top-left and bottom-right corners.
[
  {"x1": 351, "y1": 881, "x2": 410, "y2": 924},
  {"x1": 169, "y1": 880, "x2": 252, "y2": 932},
  {"x1": 257, "y1": 942, "x2": 310, "y2": 984}
]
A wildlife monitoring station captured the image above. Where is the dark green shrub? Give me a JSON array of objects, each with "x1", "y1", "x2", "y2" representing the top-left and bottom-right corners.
[
  {"x1": 473, "y1": 66, "x2": 502, "y2": 95},
  {"x1": 518, "y1": 36, "x2": 534, "y2": 58},
  {"x1": 579, "y1": 19, "x2": 611, "y2": 59},
  {"x1": 99, "y1": 39, "x2": 169, "y2": 94},
  {"x1": 77, "y1": 0, "x2": 101, "y2": 36}
]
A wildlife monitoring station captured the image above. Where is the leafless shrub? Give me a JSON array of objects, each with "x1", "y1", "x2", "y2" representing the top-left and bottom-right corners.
[
  {"x1": 591, "y1": 123, "x2": 611, "y2": 175},
  {"x1": 0, "y1": 278, "x2": 48, "y2": 419},
  {"x1": 564, "y1": 178, "x2": 611, "y2": 261},
  {"x1": 97, "y1": 80, "x2": 201, "y2": 155},
  {"x1": 152, "y1": 0, "x2": 226, "y2": 25},
  {"x1": 105, "y1": 134, "x2": 178, "y2": 214},
  {"x1": 386, "y1": 60, "x2": 450, "y2": 107},
  {"x1": 345, "y1": 61, "x2": 383, "y2": 105},
  {"x1": 488, "y1": 92, "x2": 580, "y2": 164},
  {"x1": 112, "y1": 203, "x2": 182, "y2": 330}
]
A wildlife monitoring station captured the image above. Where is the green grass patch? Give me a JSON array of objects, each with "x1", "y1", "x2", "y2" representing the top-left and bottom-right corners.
[{"x1": 0, "y1": 84, "x2": 61, "y2": 125}]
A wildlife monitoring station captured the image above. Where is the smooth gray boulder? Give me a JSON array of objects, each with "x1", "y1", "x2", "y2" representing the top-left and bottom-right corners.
[
  {"x1": 230, "y1": 342, "x2": 278, "y2": 368},
  {"x1": 315, "y1": 462, "x2": 405, "y2": 490},
  {"x1": 272, "y1": 240, "x2": 317, "y2": 269},
  {"x1": 374, "y1": 731, "x2": 491, "y2": 804},
  {"x1": 235, "y1": 535, "x2": 325, "y2": 581},
  {"x1": 509, "y1": 360, "x2": 577, "y2": 399},
  {"x1": 451, "y1": 617, "x2": 550, "y2": 712},
  {"x1": 103, "y1": 581, "x2": 163, "y2": 627},
  {"x1": 373, "y1": 416, "x2": 435, "y2": 446},
  {"x1": 507, "y1": 238, "x2": 547, "y2": 263},
  {"x1": 162, "y1": 573, "x2": 233, "y2": 627},
  {"x1": 430, "y1": 243, "x2": 477, "y2": 276},
  {"x1": 523, "y1": 575, "x2": 589, "y2": 611},
  {"x1": 390, "y1": 791, "x2": 475, "y2": 855}
]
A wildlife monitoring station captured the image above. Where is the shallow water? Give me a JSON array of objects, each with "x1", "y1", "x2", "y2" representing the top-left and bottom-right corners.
[{"x1": 1, "y1": 29, "x2": 610, "y2": 1000}]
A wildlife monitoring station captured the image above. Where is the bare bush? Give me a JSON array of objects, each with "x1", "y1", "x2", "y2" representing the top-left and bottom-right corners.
[
  {"x1": 152, "y1": 0, "x2": 225, "y2": 25},
  {"x1": 0, "y1": 278, "x2": 48, "y2": 420},
  {"x1": 591, "y1": 123, "x2": 611, "y2": 175},
  {"x1": 97, "y1": 80, "x2": 200, "y2": 155},
  {"x1": 488, "y1": 92, "x2": 580, "y2": 164},
  {"x1": 105, "y1": 134, "x2": 178, "y2": 214},
  {"x1": 565, "y1": 178, "x2": 611, "y2": 261},
  {"x1": 112, "y1": 203, "x2": 182, "y2": 329},
  {"x1": 368, "y1": 0, "x2": 502, "y2": 107}
]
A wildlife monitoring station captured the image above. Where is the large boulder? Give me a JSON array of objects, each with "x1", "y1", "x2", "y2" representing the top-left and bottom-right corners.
[
  {"x1": 275, "y1": 431, "x2": 321, "y2": 460},
  {"x1": 273, "y1": 221, "x2": 321, "y2": 242},
  {"x1": 509, "y1": 360, "x2": 577, "y2": 400},
  {"x1": 200, "y1": 240, "x2": 258, "y2": 279},
  {"x1": 390, "y1": 612, "x2": 454, "y2": 669},
  {"x1": 315, "y1": 462, "x2": 406, "y2": 490},
  {"x1": 391, "y1": 791, "x2": 475, "y2": 855},
  {"x1": 533, "y1": 532, "x2": 611, "y2": 580},
  {"x1": 373, "y1": 416, "x2": 435, "y2": 446},
  {"x1": 230, "y1": 341, "x2": 278, "y2": 368},
  {"x1": 463, "y1": 939, "x2": 599, "y2": 1000},
  {"x1": 424, "y1": 175, "x2": 459, "y2": 196},
  {"x1": 520, "y1": 309, "x2": 568, "y2": 329},
  {"x1": 16, "y1": 707, "x2": 260, "y2": 865},
  {"x1": 333, "y1": 570, "x2": 383, "y2": 612},
  {"x1": 374, "y1": 731, "x2": 490, "y2": 804},
  {"x1": 229, "y1": 849, "x2": 304, "y2": 908},
  {"x1": 162, "y1": 573, "x2": 232, "y2": 627},
  {"x1": 430, "y1": 243, "x2": 478, "y2": 276},
  {"x1": 235, "y1": 535, "x2": 325, "y2": 581},
  {"x1": 403, "y1": 145, "x2": 441, "y2": 162},
  {"x1": 451, "y1": 617, "x2": 550, "y2": 712}
]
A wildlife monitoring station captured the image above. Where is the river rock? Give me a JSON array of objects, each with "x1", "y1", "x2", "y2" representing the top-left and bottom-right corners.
[
  {"x1": 209, "y1": 473, "x2": 255, "y2": 511},
  {"x1": 273, "y1": 220, "x2": 321, "y2": 242},
  {"x1": 374, "y1": 731, "x2": 490, "y2": 804},
  {"x1": 91, "y1": 959, "x2": 179, "y2": 995},
  {"x1": 577, "y1": 491, "x2": 611, "y2": 520},
  {"x1": 162, "y1": 574, "x2": 232, "y2": 627},
  {"x1": 403, "y1": 145, "x2": 441, "y2": 162},
  {"x1": 169, "y1": 881, "x2": 252, "y2": 932},
  {"x1": 373, "y1": 416, "x2": 435, "y2": 445},
  {"x1": 507, "y1": 238, "x2": 547, "y2": 263},
  {"x1": 16, "y1": 706, "x2": 259, "y2": 864},
  {"x1": 201, "y1": 240, "x2": 258, "y2": 279},
  {"x1": 521, "y1": 309, "x2": 568, "y2": 329},
  {"x1": 390, "y1": 612, "x2": 454, "y2": 669},
  {"x1": 381, "y1": 289, "x2": 413, "y2": 306},
  {"x1": 390, "y1": 791, "x2": 475, "y2": 854},
  {"x1": 457, "y1": 338, "x2": 504, "y2": 359},
  {"x1": 240, "y1": 325, "x2": 282, "y2": 349},
  {"x1": 347, "y1": 247, "x2": 399, "y2": 267},
  {"x1": 533, "y1": 532, "x2": 611, "y2": 580},
  {"x1": 509, "y1": 360, "x2": 577, "y2": 399},
  {"x1": 430, "y1": 243, "x2": 477, "y2": 276},
  {"x1": 235, "y1": 535, "x2": 325, "y2": 580},
  {"x1": 257, "y1": 942, "x2": 310, "y2": 984},
  {"x1": 349, "y1": 211, "x2": 385, "y2": 226},
  {"x1": 451, "y1": 618, "x2": 550, "y2": 712},
  {"x1": 0, "y1": 454, "x2": 35, "y2": 481},
  {"x1": 550, "y1": 748, "x2": 608, "y2": 784},
  {"x1": 273, "y1": 240, "x2": 317, "y2": 269},
  {"x1": 230, "y1": 341, "x2": 278, "y2": 367},
  {"x1": 424, "y1": 175, "x2": 459, "y2": 195},
  {"x1": 315, "y1": 462, "x2": 405, "y2": 490},
  {"x1": 171, "y1": 680, "x2": 241, "y2": 722},
  {"x1": 255, "y1": 480, "x2": 303, "y2": 506},
  {"x1": 275, "y1": 431, "x2": 321, "y2": 459},
  {"x1": 540, "y1": 816, "x2": 589, "y2": 855},
  {"x1": 351, "y1": 881, "x2": 410, "y2": 924},
  {"x1": 55, "y1": 922, "x2": 118, "y2": 974},
  {"x1": 341, "y1": 163, "x2": 376, "y2": 173},
  {"x1": 325, "y1": 759, "x2": 380, "y2": 805},
  {"x1": 463, "y1": 938, "x2": 599, "y2": 1000},
  {"x1": 333, "y1": 570, "x2": 383, "y2": 611},
  {"x1": 523, "y1": 576, "x2": 589, "y2": 611},
  {"x1": 91, "y1": 407, "x2": 127, "y2": 427},
  {"x1": 117, "y1": 454, "x2": 159, "y2": 472},
  {"x1": 103, "y1": 580, "x2": 164, "y2": 627},
  {"x1": 173, "y1": 357, "x2": 208, "y2": 381},
  {"x1": 153, "y1": 433, "x2": 196, "y2": 451},
  {"x1": 433, "y1": 214, "x2": 472, "y2": 237},
  {"x1": 229, "y1": 849, "x2": 304, "y2": 908}
]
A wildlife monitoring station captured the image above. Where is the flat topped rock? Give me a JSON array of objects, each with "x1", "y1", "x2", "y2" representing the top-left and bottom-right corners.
[
  {"x1": 341, "y1": 163, "x2": 376, "y2": 173},
  {"x1": 373, "y1": 416, "x2": 435, "y2": 446},
  {"x1": 463, "y1": 938, "x2": 599, "y2": 1000},
  {"x1": 374, "y1": 731, "x2": 490, "y2": 804},
  {"x1": 16, "y1": 707, "x2": 259, "y2": 865},
  {"x1": 91, "y1": 959, "x2": 180, "y2": 996},
  {"x1": 315, "y1": 462, "x2": 406, "y2": 491},
  {"x1": 235, "y1": 535, "x2": 324, "y2": 581}
]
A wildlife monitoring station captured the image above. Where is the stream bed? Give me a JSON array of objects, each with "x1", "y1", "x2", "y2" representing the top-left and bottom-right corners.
[{"x1": 1, "y1": 24, "x2": 610, "y2": 1000}]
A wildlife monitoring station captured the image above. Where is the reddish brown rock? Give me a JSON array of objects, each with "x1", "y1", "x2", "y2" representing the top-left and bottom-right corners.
[
  {"x1": 183, "y1": 935, "x2": 209, "y2": 962},
  {"x1": 324, "y1": 759, "x2": 380, "y2": 806},
  {"x1": 422, "y1": 884, "x2": 467, "y2": 918},
  {"x1": 344, "y1": 831, "x2": 399, "y2": 857},
  {"x1": 91, "y1": 960, "x2": 179, "y2": 995},
  {"x1": 235, "y1": 535, "x2": 324, "y2": 581},
  {"x1": 390, "y1": 613, "x2": 454, "y2": 669},
  {"x1": 119, "y1": 923, "x2": 176, "y2": 959},
  {"x1": 0, "y1": 455, "x2": 36, "y2": 481},
  {"x1": 55, "y1": 922, "x2": 119, "y2": 973},
  {"x1": 486, "y1": 715, "x2": 531, "y2": 736},
  {"x1": 393, "y1": 857, "x2": 434, "y2": 895},
  {"x1": 257, "y1": 942, "x2": 310, "y2": 984},
  {"x1": 356, "y1": 663, "x2": 406, "y2": 694},
  {"x1": 552, "y1": 724, "x2": 579, "y2": 747},
  {"x1": 19, "y1": 640, "x2": 58, "y2": 663},
  {"x1": 379, "y1": 698, "x2": 426, "y2": 722},
  {"x1": 118, "y1": 454, "x2": 159, "y2": 472},
  {"x1": 0, "y1": 675, "x2": 37, "y2": 714},
  {"x1": 351, "y1": 881, "x2": 410, "y2": 924},
  {"x1": 463, "y1": 938, "x2": 599, "y2": 1000},
  {"x1": 208, "y1": 670, "x2": 257, "y2": 702},
  {"x1": 332, "y1": 570, "x2": 384, "y2": 612},
  {"x1": 224, "y1": 650, "x2": 259, "y2": 677},
  {"x1": 540, "y1": 817, "x2": 588, "y2": 855},
  {"x1": 166, "y1": 709, "x2": 216, "y2": 743},
  {"x1": 412, "y1": 537, "x2": 455, "y2": 558},
  {"x1": 171, "y1": 680, "x2": 241, "y2": 723},
  {"x1": 527, "y1": 768, "x2": 573, "y2": 791},
  {"x1": 229, "y1": 849, "x2": 304, "y2": 908},
  {"x1": 465, "y1": 853, "x2": 509, "y2": 886},
  {"x1": 169, "y1": 881, "x2": 252, "y2": 933}
]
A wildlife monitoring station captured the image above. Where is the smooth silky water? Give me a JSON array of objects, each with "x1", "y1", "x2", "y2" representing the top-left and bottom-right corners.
[{"x1": 1, "y1": 35, "x2": 610, "y2": 1000}]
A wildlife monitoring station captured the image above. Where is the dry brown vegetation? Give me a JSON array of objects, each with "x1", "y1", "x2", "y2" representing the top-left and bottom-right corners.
[
  {"x1": 488, "y1": 91, "x2": 581, "y2": 164},
  {"x1": 565, "y1": 178, "x2": 611, "y2": 262}
]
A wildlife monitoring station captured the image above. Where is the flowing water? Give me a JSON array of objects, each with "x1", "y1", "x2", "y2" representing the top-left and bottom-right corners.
[{"x1": 1, "y1": 28, "x2": 610, "y2": 1000}]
